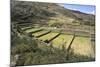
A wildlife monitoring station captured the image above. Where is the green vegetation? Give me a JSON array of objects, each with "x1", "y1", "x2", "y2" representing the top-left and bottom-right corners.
[
  {"x1": 11, "y1": 24, "x2": 95, "y2": 66},
  {"x1": 11, "y1": 24, "x2": 95, "y2": 67},
  {"x1": 39, "y1": 32, "x2": 58, "y2": 41},
  {"x1": 11, "y1": 1, "x2": 95, "y2": 66},
  {"x1": 21, "y1": 27, "x2": 32, "y2": 30},
  {"x1": 32, "y1": 30, "x2": 49, "y2": 37},
  {"x1": 71, "y1": 37, "x2": 94, "y2": 57},
  {"x1": 48, "y1": 17, "x2": 65, "y2": 28},
  {"x1": 52, "y1": 34, "x2": 73, "y2": 49},
  {"x1": 25, "y1": 28, "x2": 42, "y2": 33},
  {"x1": 21, "y1": 27, "x2": 94, "y2": 58},
  {"x1": 11, "y1": 35, "x2": 94, "y2": 66}
]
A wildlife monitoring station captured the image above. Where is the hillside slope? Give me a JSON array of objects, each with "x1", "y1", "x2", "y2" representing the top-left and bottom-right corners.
[{"x1": 11, "y1": 1, "x2": 95, "y2": 26}]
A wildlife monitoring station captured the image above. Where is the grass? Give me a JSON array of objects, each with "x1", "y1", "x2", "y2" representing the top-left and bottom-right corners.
[
  {"x1": 71, "y1": 37, "x2": 95, "y2": 58},
  {"x1": 38, "y1": 32, "x2": 58, "y2": 41},
  {"x1": 51, "y1": 34, "x2": 73, "y2": 49},
  {"x1": 11, "y1": 36, "x2": 94, "y2": 66},
  {"x1": 24, "y1": 28, "x2": 42, "y2": 33},
  {"x1": 21, "y1": 27, "x2": 32, "y2": 30},
  {"x1": 32, "y1": 30, "x2": 49, "y2": 37},
  {"x1": 11, "y1": 27, "x2": 95, "y2": 66},
  {"x1": 21, "y1": 27, "x2": 95, "y2": 58}
]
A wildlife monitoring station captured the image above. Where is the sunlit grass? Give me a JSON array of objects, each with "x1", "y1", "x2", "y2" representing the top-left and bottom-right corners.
[
  {"x1": 32, "y1": 30, "x2": 49, "y2": 37},
  {"x1": 38, "y1": 32, "x2": 58, "y2": 41},
  {"x1": 25, "y1": 28, "x2": 41, "y2": 33},
  {"x1": 51, "y1": 34, "x2": 73, "y2": 49},
  {"x1": 71, "y1": 37, "x2": 94, "y2": 58},
  {"x1": 21, "y1": 27, "x2": 32, "y2": 30},
  {"x1": 22, "y1": 27, "x2": 95, "y2": 58}
]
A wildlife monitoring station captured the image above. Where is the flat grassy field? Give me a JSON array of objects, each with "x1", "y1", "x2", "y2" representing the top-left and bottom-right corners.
[
  {"x1": 25, "y1": 28, "x2": 42, "y2": 33},
  {"x1": 51, "y1": 34, "x2": 73, "y2": 49},
  {"x1": 32, "y1": 30, "x2": 49, "y2": 37},
  {"x1": 38, "y1": 32, "x2": 58, "y2": 41},
  {"x1": 21, "y1": 27, "x2": 32, "y2": 30},
  {"x1": 71, "y1": 37, "x2": 95, "y2": 58}
]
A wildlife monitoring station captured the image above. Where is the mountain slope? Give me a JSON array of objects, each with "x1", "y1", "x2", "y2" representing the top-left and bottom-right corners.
[{"x1": 11, "y1": 1, "x2": 95, "y2": 26}]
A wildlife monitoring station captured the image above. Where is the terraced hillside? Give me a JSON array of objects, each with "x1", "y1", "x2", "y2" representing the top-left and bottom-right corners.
[
  {"x1": 20, "y1": 27, "x2": 95, "y2": 58},
  {"x1": 11, "y1": 0, "x2": 95, "y2": 66}
]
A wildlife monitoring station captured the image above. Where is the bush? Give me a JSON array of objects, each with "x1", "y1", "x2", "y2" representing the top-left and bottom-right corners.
[{"x1": 11, "y1": 35, "x2": 38, "y2": 55}]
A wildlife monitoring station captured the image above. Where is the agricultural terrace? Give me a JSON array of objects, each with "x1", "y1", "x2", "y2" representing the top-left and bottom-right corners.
[
  {"x1": 32, "y1": 30, "x2": 50, "y2": 37},
  {"x1": 38, "y1": 32, "x2": 59, "y2": 41},
  {"x1": 20, "y1": 26, "x2": 94, "y2": 58},
  {"x1": 51, "y1": 34, "x2": 73, "y2": 49},
  {"x1": 71, "y1": 37, "x2": 94, "y2": 58},
  {"x1": 24, "y1": 28, "x2": 43, "y2": 33}
]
